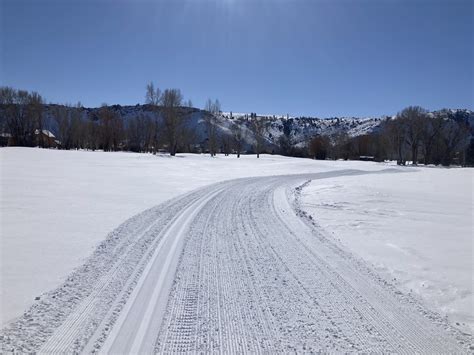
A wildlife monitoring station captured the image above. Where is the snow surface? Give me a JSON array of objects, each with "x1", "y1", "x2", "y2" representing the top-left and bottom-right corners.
[
  {"x1": 0, "y1": 147, "x2": 388, "y2": 326},
  {"x1": 3, "y1": 170, "x2": 469, "y2": 353},
  {"x1": 1, "y1": 147, "x2": 471, "y2": 341},
  {"x1": 300, "y1": 167, "x2": 474, "y2": 334}
]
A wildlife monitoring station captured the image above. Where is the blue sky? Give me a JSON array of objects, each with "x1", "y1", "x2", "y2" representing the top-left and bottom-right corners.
[{"x1": 1, "y1": 0, "x2": 472, "y2": 117}]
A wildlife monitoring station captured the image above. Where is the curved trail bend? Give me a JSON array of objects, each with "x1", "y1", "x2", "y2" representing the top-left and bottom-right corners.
[{"x1": 2, "y1": 170, "x2": 470, "y2": 353}]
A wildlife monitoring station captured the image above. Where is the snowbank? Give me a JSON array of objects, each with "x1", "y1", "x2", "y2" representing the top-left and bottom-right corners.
[
  {"x1": 300, "y1": 167, "x2": 473, "y2": 334},
  {"x1": 0, "y1": 147, "x2": 387, "y2": 326}
]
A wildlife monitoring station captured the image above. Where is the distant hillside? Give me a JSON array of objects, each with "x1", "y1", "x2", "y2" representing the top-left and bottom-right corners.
[
  {"x1": 1, "y1": 104, "x2": 472, "y2": 152},
  {"x1": 0, "y1": 103, "x2": 387, "y2": 149}
]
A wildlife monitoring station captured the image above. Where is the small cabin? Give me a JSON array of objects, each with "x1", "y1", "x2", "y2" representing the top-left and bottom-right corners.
[{"x1": 35, "y1": 129, "x2": 59, "y2": 148}]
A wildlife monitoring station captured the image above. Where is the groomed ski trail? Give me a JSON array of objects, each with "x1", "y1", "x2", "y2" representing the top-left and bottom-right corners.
[{"x1": 1, "y1": 170, "x2": 470, "y2": 354}]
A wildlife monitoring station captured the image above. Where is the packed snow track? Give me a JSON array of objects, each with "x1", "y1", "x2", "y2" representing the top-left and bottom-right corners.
[{"x1": 1, "y1": 170, "x2": 470, "y2": 353}]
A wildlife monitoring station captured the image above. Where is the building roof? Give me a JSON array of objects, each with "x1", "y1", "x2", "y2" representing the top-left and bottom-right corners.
[{"x1": 34, "y1": 129, "x2": 55, "y2": 138}]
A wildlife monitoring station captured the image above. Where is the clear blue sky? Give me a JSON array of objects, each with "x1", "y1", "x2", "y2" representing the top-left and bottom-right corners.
[{"x1": 1, "y1": 0, "x2": 472, "y2": 117}]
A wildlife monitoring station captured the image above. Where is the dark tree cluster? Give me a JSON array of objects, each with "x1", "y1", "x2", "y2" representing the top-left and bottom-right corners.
[
  {"x1": 0, "y1": 87, "x2": 45, "y2": 147},
  {"x1": 0, "y1": 84, "x2": 197, "y2": 155},
  {"x1": 1, "y1": 86, "x2": 471, "y2": 166},
  {"x1": 306, "y1": 106, "x2": 471, "y2": 166}
]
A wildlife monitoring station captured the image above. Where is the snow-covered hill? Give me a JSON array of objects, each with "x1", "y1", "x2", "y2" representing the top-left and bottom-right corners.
[{"x1": 1, "y1": 104, "x2": 472, "y2": 150}]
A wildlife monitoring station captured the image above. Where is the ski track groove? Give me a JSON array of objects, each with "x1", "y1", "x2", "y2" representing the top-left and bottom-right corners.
[
  {"x1": 272, "y1": 186, "x2": 412, "y2": 352},
  {"x1": 38, "y1": 208, "x2": 174, "y2": 354},
  {"x1": 280, "y1": 184, "x2": 465, "y2": 353},
  {"x1": 268, "y1": 185, "x2": 401, "y2": 351},
  {"x1": 1, "y1": 170, "x2": 471, "y2": 354}
]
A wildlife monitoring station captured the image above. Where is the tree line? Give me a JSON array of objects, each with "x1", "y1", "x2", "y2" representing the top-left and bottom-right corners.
[
  {"x1": 307, "y1": 106, "x2": 472, "y2": 166},
  {"x1": 0, "y1": 84, "x2": 269, "y2": 158},
  {"x1": 0, "y1": 86, "x2": 472, "y2": 166},
  {"x1": 0, "y1": 87, "x2": 46, "y2": 147},
  {"x1": 0, "y1": 84, "x2": 195, "y2": 155}
]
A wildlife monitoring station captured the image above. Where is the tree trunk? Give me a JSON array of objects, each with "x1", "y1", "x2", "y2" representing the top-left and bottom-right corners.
[
  {"x1": 424, "y1": 145, "x2": 432, "y2": 165},
  {"x1": 412, "y1": 146, "x2": 417, "y2": 165},
  {"x1": 397, "y1": 142, "x2": 404, "y2": 165}
]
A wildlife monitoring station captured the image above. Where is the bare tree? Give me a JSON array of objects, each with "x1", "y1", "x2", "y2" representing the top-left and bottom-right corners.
[
  {"x1": 399, "y1": 106, "x2": 427, "y2": 165},
  {"x1": 329, "y1": 131, "x2": 351, "y2": 160},
  {"x1": 85, "y1": 118, "x2": 100, "y2": 151},
  {"x1": 308, "y1": 135, "x2": 330, "y2": 160},
  {"x1": 221, "y1": 134, "x2": 232, "y2": 156},
  {"x1": 384, "y1": 117, "x2": 407, "y2": 165},
  {"x1": 53, "y1": 105, "x2": 73, "y2": 149},
  {"x1": 98, "y1": 105, "x2": 124, "y2": 151},
  {"x1": 127, "y1": 114, "x2": 152, "y2": 152},
  {"x1": 145, "y1": 82, "x2": 161, "y2": 106},
  {"x1": 52, "y1": 103, "x2": 83, "y2": 149},
  {"x1": 1, "y1": 88, "x2": 43, "y2": 147},
  {"x1": 420, "y1": 115, "x2": 443, "y2": 165},
  {"x1": 27, "y1": 92, "x2": 44, "y2": 147},
  {"x1": 250, "y1": 114, "x2": 265, "y2": 158},
  {"x1": 70, "y1": 103, "x2": 85, "y2": 149},
  {"x1": 231, "y1": 118, "x2": 245, "y2": 158},
  {"x1": 145, "y1": 82, "x2": 162, "y2": 154},
  {"x1": 204, "y1": 98, "x2": 220, "y2": 157},
  {"x1": 440, "y1": 118, "x2": 470, "y2": 166},
  {"x1": 144, "y1": 115, "x2": 156, "y2": 152},
  {"x1": 278, "y1": 118, "x2": 293, "y2": 156},
  {"x1": 180, "y1": 124, "x2": 198, "y2": 153},
  {"x1": 0, "y1": 86, "x2": 15, "y2": 105},
  {"x1": 0, "y1": 87, "x2": 19, "y2": 144},
  {"x1": 161, "y1": 88, "x2": 184, "y2": 156}
]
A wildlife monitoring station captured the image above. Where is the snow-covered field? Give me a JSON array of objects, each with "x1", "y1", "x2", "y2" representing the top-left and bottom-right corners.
[
  {"x1": 0, "y1": 147, "x2": 471, "y2": 348},
  {"x1": 0, "y1": 147, "x2": 386, "y2": 327},
  {"x1": 300, "y1": 168, "x2": 473, "y2": 334}
]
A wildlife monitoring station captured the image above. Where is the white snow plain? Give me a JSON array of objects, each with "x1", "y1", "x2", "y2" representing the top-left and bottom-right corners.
[
  {"x1": 0, "y1": 147, "x2": 471, "y2": 340},
  {"x1": 300, "y1": 167, "x2": 473, "y2": 334},
  {"x1": 0, "y1": 147, "x2": 387, "y2": 326}
]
